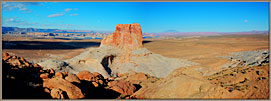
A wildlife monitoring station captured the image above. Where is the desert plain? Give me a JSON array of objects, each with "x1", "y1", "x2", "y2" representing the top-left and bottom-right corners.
[
  {"x1": 3, "y1": 33, "x2": 268, "y2": 74},
  {"x1": 2, "y1": 31, "x2": 269, "y2": 99}
]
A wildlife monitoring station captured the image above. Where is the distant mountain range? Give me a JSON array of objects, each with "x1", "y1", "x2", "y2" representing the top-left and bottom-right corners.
[
  {"x1": 154, "y1": 30, "x2": 269, "y2": 36},
  {"x1": 163, "y1": 30, "x2": 179, "y2": 33},
  {"x1": 2, "y1": 26, "x2": 268, "y2": 36},
  {"x1": 2, "y1": 27, "x2": 112, "y2": 34},
  {"x1": 220, "y1": 30, "x2": 269, "y2": 34}
]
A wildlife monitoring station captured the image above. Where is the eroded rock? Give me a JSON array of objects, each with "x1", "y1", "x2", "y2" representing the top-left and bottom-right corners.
[
  {"x1": 108, "y1": 80, "x2": 136, "y2": 96},
  {"x1": 50, "y1": 88, "x2": 65, "y2": 99},
  {"x1": 101, "y1": 23, "x2": 143, "y2": 51},
  {"x1": 43, "y1": 78, "x2": 84, "y2": 99},
  {"x1": 76, "y1": 71, "x2": 95, "y2": 81},
  {"x1": 65, "y1": 73, "x2": 81, "y2": 83}
]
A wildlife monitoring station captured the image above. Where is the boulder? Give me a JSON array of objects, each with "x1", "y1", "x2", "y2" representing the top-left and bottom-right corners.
[
  {"x1": 44, "y1": 88, "x2": 51, "y2": 94},
  {"x1": 3, "y1": 52, "x2": 9, "y2": 57},
  {"x1": 128, "y1": 72, "x2": 148, "y2": 81},
  {"x1": 19, "y1": 57, "x2": 26, "y2": 62},
  {"x1": 49, "y1": 69, "x2": 55, "y2": 75},
  {"x1": 33, "y1": 63, "x2": 40, "y2": 68},
  {"x1": 92, "y1": 72, "x2": 104, "y2": 79},
  {"x1": 65, "y1": 74, "x2": 81, "y2": 83},
  {"x1": 2, "y1": 53, "x2": 11, "y2": 61},
  {"x1": 40, "y1": 73, "x2": 49, "y2": 79},
  {"x1": 55, "y1": 72, "x2": 64, "y2": 78},
  {"x1": 98, "y1": 80, "x2": 104, "y2": 85},
  {"x1": 50, "y1": 88, "x2": 65, "y2": 99},
  {"x1": 76, "y1": 71, "x2": 95, "y2": 81},
  {"x1": 108, "y1": 80, "x2": 136, "y2": 96},
  {"x1": 92, "y1": 82, "x2": 99, "y2": 87},
  {"x1": 43, "y1": 78, "x2": 84, "y2": 99}
]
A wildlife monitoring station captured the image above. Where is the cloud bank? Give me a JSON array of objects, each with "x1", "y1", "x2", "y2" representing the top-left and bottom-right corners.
[{"x1": 2, "y1": 2, "x2": 41, "y2": 13}]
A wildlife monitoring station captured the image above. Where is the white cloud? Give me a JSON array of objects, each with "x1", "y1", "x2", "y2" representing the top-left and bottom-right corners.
[
  {"x1": 48, "y1": 8, "x2": 78, "y2": 18},
  {"x1": 3, "y1": 17, "x2": 37, "y2": 27},
  {"x1": 65, "y1": 8, "x2": 72, "y2": 12},
  {"x1": 2, "y1": 2, "x2": 40, "y2": 13},
  {"x1": 47, "y1": 13, "x2": 65, "y2": 17},
  {"x1": 244, "y1": 20, "x2": 248, "y2": 22},
  {"x1": 3, "y1": 17, "x2": 87, "y2": 30},
  {"x1": 19, "y1": 7, "x2": 27, "y2": 11},
  {"x1": 5, "y1": 18, "x2": 15, "y2": 22},
  {"x1": 4, "y1": 17, "x2": 23, "y2": 23},
  {"x1": 70, "y1": 13, "x2": 78, "y2": 16}
]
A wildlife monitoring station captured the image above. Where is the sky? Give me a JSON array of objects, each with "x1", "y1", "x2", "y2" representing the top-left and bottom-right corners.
[{"x1": 2, "y1": 2, "x2": 269, "y2": 33}]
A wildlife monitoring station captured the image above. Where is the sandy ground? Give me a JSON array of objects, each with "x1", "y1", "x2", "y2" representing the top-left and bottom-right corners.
[
  {"x1": 143, "y1": 34, "x2": 269, "y2": 74},
  {"x1": 2, "y1": 34, "x2": 269, "y2": 74}
]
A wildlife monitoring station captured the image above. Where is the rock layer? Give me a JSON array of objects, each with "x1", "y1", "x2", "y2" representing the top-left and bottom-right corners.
[{"x1": 101, "y1": 23, "x2": 143, "y2": 51}]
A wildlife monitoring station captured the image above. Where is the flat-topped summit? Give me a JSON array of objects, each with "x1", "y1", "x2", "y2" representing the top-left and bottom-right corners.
[{"x1": 101, "y1": 23, "x2": 143, "y2": 51}]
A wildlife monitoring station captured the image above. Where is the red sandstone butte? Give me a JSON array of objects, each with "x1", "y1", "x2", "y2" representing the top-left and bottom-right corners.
[{"x1": 101, "y1": 23, "x2": 143, "y2": 51}]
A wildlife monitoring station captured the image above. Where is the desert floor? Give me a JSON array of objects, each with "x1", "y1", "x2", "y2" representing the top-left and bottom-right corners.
[
  {"x1": 143, "y1": 34, "x2": 269, "y2": 74},
  {"x1": 2, "y1": 34, "x2": 269, "y2": 75}
]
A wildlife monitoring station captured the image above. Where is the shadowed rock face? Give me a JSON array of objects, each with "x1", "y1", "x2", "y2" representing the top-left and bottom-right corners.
[
  {"x1": 101, "y1": 23, "x2": 143, "y2": 51},
  {"x1": 2, "y1": 52, "x2": 138, "y2": 99}
]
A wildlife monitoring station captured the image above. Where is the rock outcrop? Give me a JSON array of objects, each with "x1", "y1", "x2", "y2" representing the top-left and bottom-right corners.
[
  {"x1": 108, "y1": 80, "x2": 137, "y2": 96},
  {"x1": 52, "y1": 23, "x2": 198, "y2": 78},
  {"x1": 3, "y1": 52, "x2": 52, "y2": 99},
  {"x1": 101, "y1": 23, "x2": 143, "y2": 51},
  {"x1": 2, "y1": 52, "x2": 138, "y2": 99},
  {"x1": 132, "y1": 67, "x2": 243, "y2": 99},
  {"x1": 43, "y1": 77, "x2": 85, "y2": 99},
  {"x1": 65, "y1": 73, "x2": 81, "y2": 83},
  {"x1": 220, "y1": 50, "x2": 269, "y2": 69},
  {"x1": 206, "y1": 62, "x2": 269, "y2": 99},
  {"x1": 50, "y1": 88, "x2": 65, "y2": 99}
]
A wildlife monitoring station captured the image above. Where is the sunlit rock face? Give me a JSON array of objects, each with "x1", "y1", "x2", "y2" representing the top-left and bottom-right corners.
[{"x1": 100, "y1": 23, "x2": 143, "y2": 51}]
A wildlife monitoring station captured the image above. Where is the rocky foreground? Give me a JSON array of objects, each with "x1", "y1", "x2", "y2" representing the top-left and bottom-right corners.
[
  {"x1": 206, "y1": 61, "x2": 269, "y2": 98},
  {"x1": 3, "y1": 52, "x2": 269, "y2": 99},
  {"x1": 3, "y1": 52, "x2": 161, "y2": 99}
]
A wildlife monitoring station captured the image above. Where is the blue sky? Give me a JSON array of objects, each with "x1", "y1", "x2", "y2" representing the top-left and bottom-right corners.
[{"x1": 2, "y1": 2, "x2": 269, "y2": 33}]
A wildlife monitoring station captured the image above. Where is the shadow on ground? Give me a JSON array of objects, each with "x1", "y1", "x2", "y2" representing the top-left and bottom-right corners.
[
  {"x1": 2, "y1": 41, "x2": 101, "y2": 50},
  {"x1": 3, "y1": 59, "x2": 122, "y2": 99},
  {"x1": 2, "y1": 60, "x2": 52, "y2": 99},
  {"x1": 2, "y1": 40, "x2": 152, "y2": 50}
]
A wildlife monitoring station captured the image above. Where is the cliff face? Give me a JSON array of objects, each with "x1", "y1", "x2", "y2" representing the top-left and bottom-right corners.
[{"x1": 101, "y1": 23, "x2": 143, "y2": 51}]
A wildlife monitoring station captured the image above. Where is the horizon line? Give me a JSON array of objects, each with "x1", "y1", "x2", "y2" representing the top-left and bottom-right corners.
[{"x1": 2, "y1": 26, "x2": 269, "y2": 33}]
